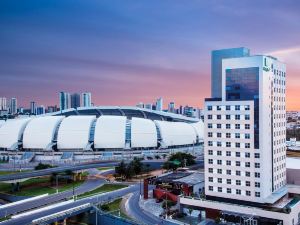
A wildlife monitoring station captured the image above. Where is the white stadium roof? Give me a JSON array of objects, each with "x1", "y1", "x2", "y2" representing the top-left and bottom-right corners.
[
  {"x1": 131, "y1": 117, "x2": 157, "y2": 148},
  {"x1": 94, "y1": 116, "x2": 126, "y2": 149},
  {"x1": 23, "y1": 116, "x2": 64, "y2": 150},
  {"x1": 0, "y1": 118, "x2": 31, "y2": 150},
  {"x1": 0, "y1": 120, "x2": 5, "y2": 128},
  {"x1": 155, "y1": 120, "x2": 197, "y2": 147},
  {"x1": 57, "y1": 116, "x2": 96, "y2": 150}
]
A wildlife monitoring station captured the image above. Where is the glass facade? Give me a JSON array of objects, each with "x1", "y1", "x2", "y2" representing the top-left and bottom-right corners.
[
  {"x1": 226, "y1": 67, "x2": 259, "y2": 149},
  {"x1": 211, "y1": 47, "x2": 250, "y2": 98}
]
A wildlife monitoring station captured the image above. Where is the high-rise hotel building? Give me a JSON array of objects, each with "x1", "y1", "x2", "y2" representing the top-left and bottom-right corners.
[{"x1": 205, "y1": 48, "x2": 287, "y2": 203}]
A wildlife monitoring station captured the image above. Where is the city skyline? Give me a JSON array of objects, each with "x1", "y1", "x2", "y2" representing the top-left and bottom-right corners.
[{"x1": 1, "y1": 1, "x2": 300, "y2": 110}]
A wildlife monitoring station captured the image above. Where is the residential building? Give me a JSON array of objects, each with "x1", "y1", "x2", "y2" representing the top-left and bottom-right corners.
[
  {"x1": 156, "y1": 97, "x2": 163, "y2": 111},
  {"x1": 36, "y1": 105, "x2": 46, "y2": 115},
  {"x1": 0, "y1": 98, "x2": 7, "y2": 110},
  {"x1": 30, "y1": 101, "x2": 36, "y2": 115},
  {"x1": 81, "y1": 92, "x2": 92, "y2": 107},
  {"x1": 59, "y1": 92, "x2": 71, "y2": 111},
  {"x1": 71, "y1": 93, "x2": 81, "y2": 108},
  {"x1": 168, "y1": 102, "x2": 175, "y2": 113},
  {"x1": 9, "y1": 98, "x2": 17, "y2": 115}
]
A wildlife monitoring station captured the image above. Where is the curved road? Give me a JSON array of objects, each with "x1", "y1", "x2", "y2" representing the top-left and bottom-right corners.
[
  {"x1": 1, "y1": 184, "x2": 140, "y2": 225},
  {"x1": 0, "y1": 169, "x2": 108, "y2": 218}
]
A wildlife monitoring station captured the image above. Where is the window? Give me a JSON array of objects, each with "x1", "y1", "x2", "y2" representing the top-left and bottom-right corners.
[
  {"x1": 236, "y1": 171, "x2": 241, "y2": 176},
  {"x1": 236, "y1": 161, "x2": 241, "y2": 166},
  {"x1": 245, "y1": 105, "x2": 250, "y2": 110},
  {"x1": 246, "y1": 172, "x2": 250, "y2": 177},
  {"x1": 218, "y1": 178, "x2": 222, "y2": 183},
  {"x1": 255, "y1": 172, "x2": 260, "y2": 178},
  {"x1": 208, "y1": 168, "x2": 213, "y2": 173},
  {"x1": 226, "y1": 124, "x2": 231, "y2": 129},
  {"x1": 226, "y1": 133, "x2": 231, "y2": 138},
  {"x1": 245, "y1": 133, "x2": 250, "y2": 139},
  {"x1": 209, "y1": 186, "x2": 213, "y2": 191},
  {"x1": 217, "y1": 160, "x2": 222, "y2": 165},
  {"x1": 208, "y1": 106, "x2": 212, "y2": 111},
  {"x1": 226, "y1": 105, "x2": 231, "y2": 111},
  {"x1": 235, "y1": 133, "x2": 240, "y2": 138},
  {"x1": 245, "y1": 152, "x2": 250, "y2": 158},
  {"x1": 235, "y1": 143, "x2": 240, "y2": 148},
  {"x1": 235, "y1": 115, "x2": 240, "y2": 120},
  {"x1": 255, "y1": 163, "x2": 260, "y2": 168},
  {"x1": 245, "y1": 162, "x2": 250, "y2": 167},
  {"x1": 208, "y1": 141, "x2": 213, "y2": 146},
  {"x1": 245, "y1": 114, "x2": 250, "y2": 120},
  {"x1": 208, "y1": 123, "x2": 212, "y2": 128},
  {"x1": 209, "y1": 177, "x2": 213, "y2": 182},
  {"x1": 217, "y1": 141, "x2": 222, "y2": 147},
  {"x1": 227, "y1": 188, "x2": 232, "y2": 193},
  {"x1": 217, "y1": 133, "x2": 222, "y2": 138},
  {"x1": 208, "y1": 115, "x2": 212, "y2": 119},
  {"x1": 255, "y1": 182, "x2": 260, "y2": 188},
  {"x1": 235, "y1": 105, "x2": 240, "y2": 111},
  {"x1": 235, "y1": 124, "x2": 240, "y2": 129},
  {"x1": 246, "y1": 191, "x2": 251, "y2": 196},
  {"x1": 245, "y1": 143, "x2": 250, "y2": 148},
  {"x1": 255, "y1": 192, "x2": 260, "y2": 197},
  {"x1": 226, "y1": 115, "x2": 231, "y2": 120},
  {"x1": 217, "y1": 106, "x2": 221, "y2": 111},
  {"x1": 236, "y1": 189, "x2": 241, "y2": 195},
  {"x1": 255, "y1": 153, "x2": 260, "y2": 158},
  {"x1": 208, "y1": 132, "x2": 213, "y2": 137},
  {"x1": 236, "y1": 180, "x2": 241, "y2": 185},
  {"x1": 208, "y1": 150, "x2": 213, "y2": 155},
  {"x1": 226, "y1": 142, "x2": 231, "y2": 147},
  {"x1": 226, "y1": 160, "x2": 231, "y2": 166},
  {"x1": 217, "y1": 169, "x2": 222, "y2": 174},
  {"x1": 227, "y1": 170, "x2": 231, "y2": 175},
  {"x1": 245, "y1": 124, "x2": 250, "y2": 129},
  {"x1": 208, "y1": 159, "x2": 213, "y2": 164},
  {"x1": 218, "y1": 187, "x2": 222, "y2": 192},
  {"x1": 246, "y1": 181, "x2": 251, "y2": 187},
  {"x1": 227, "y1": 179, "x2": 231, "y2": 184},
  {"x1": 235, "y1": 152, "x2": 240, "y2": 157},
  {"x1": 226, "y1": 151, "x2": 231, "y2": 156},
  {"x1": 217, "y1": 124, "x2": 222, "y2": 129},
  {"x1": 217, "y1": 150, "x2": 222, "y2": 156},
  {"x1": 217, "y1": 115, "x2": 221, "y2": 119}
]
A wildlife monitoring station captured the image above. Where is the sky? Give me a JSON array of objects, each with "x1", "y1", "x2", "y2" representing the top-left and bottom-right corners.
[{"x1": 0, "y1": 0, "x2": 300, "y2": 110}]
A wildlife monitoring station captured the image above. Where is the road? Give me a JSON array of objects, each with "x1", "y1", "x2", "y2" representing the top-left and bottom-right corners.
[
  {"x1": 0, "y1": 184, "x2": 140, "y2": 225},
  {"x1": 0, "y1": 169, "x2": 107, "y2": 218},
  {"x1": 0, "y1": 159, "x2": 204, "y2": 182}
]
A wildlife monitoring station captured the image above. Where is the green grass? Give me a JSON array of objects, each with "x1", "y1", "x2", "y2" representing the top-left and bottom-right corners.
[
  {"x1": 78, "y1": 184, "x2": 128, "y2": 198},
  {"x1": 0, "y1": 177, "x2": 85, "y2": 197},
  {"x1": 97, "y1": 167, "x2": 114, "y2": 171},
  {"x1": 100, "y1": 198, "x2": 130, "y2": 219},
  {"x1": 0, "y1": 170, "x2": 31, "y2": 175}
]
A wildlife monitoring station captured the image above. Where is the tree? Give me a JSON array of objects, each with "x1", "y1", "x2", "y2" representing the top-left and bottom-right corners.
[
  {"x1": 168, "y1": 152, "x2": 196, "y2": 167},
  {"x1": 131, "y1": 157, "x2": 143, "y2": 176},
  {"x1": 115, "y1": 160, "x2": 127, "y2": 180},
  {"x1": 163, "y1": 161, "x2": 179, "y2": 171},
  {"x1": 155, "y1": 155, "x2": 160, "y2": 160}
]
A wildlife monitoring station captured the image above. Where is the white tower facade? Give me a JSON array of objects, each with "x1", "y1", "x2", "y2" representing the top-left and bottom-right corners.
[
  {"x1": 81, "y1": 92, "x2": 92, "y2": 107},
  {"x1": 204, "y1": 54, "x2": 286, "y2": 204}
]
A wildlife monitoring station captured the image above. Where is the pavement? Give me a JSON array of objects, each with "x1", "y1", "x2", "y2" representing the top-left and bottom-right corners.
[{"x1": 0, "y1": 168, "x2": 107, "y2": 218}]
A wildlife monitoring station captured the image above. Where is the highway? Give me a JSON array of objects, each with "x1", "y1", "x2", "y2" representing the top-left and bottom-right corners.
[
  {"x1": 0, "y1": 169, "x2": 107, "y2": 218},
  {"x1": 0, "y1": 184, "x2": 140, "y2": 225}
]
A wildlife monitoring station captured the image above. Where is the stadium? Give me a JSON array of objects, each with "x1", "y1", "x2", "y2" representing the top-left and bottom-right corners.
[{"x1": 0, "y1": 106, "x2": 204, "y2": 163}]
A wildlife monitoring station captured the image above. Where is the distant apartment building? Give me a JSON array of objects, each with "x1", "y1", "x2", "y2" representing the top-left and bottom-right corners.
[
  {"x1": 59, "y1": 92, "x2": 71, "y2": 111},
  {"x1": 168, "y1": 102, "x2": 175, "y2": 113},
  {"x1": 0, "y1": 98, "x2": 7, "y2": 111},
  {"x1": 30, "y1": 101, "x2": 36, "y2": 115},
  {"x1": 9, "y1": 98, "x2": 17, "y2": 115},
  {"x1": 71, "y1": 93, "x2": 81, "y2": 108},
  {"x1": 36, "y1": 105, "x2": 46, "y2": 115},
  {"x1": 81, "y1": 92, "x2": 92, "y2": 107},
  {"x1": 156, "y1": 97, "x2": 163, "y2": 111}
]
